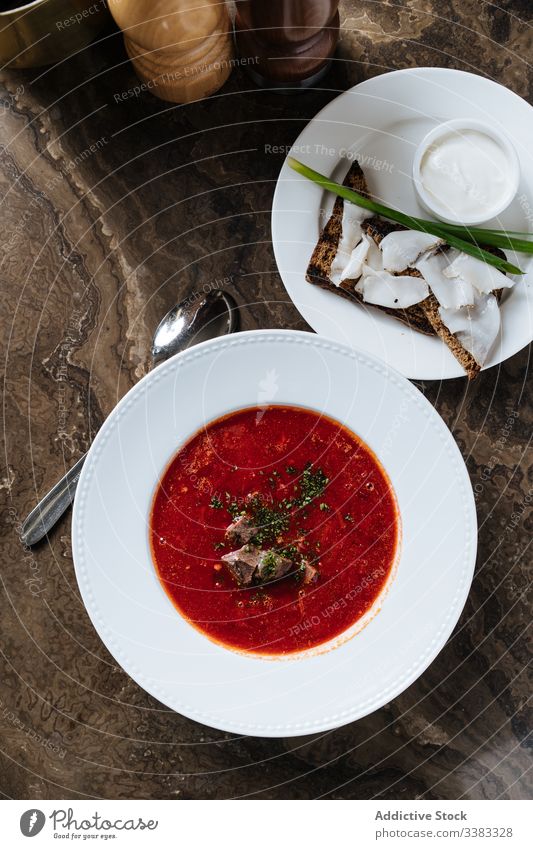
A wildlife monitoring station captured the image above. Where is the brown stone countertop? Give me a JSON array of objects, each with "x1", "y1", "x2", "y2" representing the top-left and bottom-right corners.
[{"x1": 0, "y1": 1, "x2": 531, "y2": 799}]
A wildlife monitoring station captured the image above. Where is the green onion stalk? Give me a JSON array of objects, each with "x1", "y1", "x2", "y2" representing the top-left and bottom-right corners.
[{"x1": 287, "y1": 157, "x2": 528, "y2": 275}]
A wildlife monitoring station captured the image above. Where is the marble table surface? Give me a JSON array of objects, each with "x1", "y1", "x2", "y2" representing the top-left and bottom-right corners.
[{"x1": 1, "y1": 1, "x2": 531, "y2": 800}]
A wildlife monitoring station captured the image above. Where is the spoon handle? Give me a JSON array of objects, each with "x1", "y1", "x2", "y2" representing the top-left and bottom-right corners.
[
  {"x1": 20, "y1": 289, "x2": 239, "y2": 547},
  {"x1": 20, "y1": 453, "x2": 87, "y2": 547}
]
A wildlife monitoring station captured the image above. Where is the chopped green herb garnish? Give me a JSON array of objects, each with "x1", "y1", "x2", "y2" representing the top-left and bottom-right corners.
[
  {"x1": 217, "y1": 463, "x2": 328, "y2": 553},
  {"x1": 246, "y1": 494, "x2": 290, "y2": 545},
  {"x1": 227, "y1": 501, "x2": 245, "y2": 519},
  {"x1": 213, "y1": 541, "x2": 225, "y2": 551},
  {"x1": 262, "y1": 550, "x2": 278, "y2": 565},
  {"x1": 277, "y1": 543, "x2": 299, "y2": 561},
  {"x1": 344, "y1": 514, "x2": 354, "y2": 523},
  {"x1": 294, "y1": 562, "x2": 307, "y2": 583},
  {"x1": 260, "y1": 550, "x2": 279, "y2": 579},
  {"x1": 210, "y1": 495, "x2": 223, "y2": 509},
  {"x1": 280, "y1": 498, "x2": 294, "y2": 511},
  {"x1": 298, "y1": 464, "x2": 329, "y2": 507}
]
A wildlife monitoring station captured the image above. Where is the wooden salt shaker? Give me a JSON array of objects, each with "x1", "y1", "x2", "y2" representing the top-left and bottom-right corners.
[{"x1": 108, "y1": 0, "x2": 234, "y2": 103}]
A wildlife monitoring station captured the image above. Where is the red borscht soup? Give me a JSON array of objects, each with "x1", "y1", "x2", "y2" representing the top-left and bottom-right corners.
[{"x1": 150, "y1": 405, "x2": 399, "y2": 655}]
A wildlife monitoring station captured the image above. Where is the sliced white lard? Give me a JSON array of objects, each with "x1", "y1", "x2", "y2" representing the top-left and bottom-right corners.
[
  {"x1": 415, "y1": 250, "x2": 475, "y2": 309},
  {"x1": 355, "y1": 267, "x2": 429, "y2": 308},
  {"x1": 363, "y1": 237, "x2": 384, "y2": 272},
  {"x1": 340, "y1": 235, "x2": 372, "y2": 282},
  {"x1": 330, "y1": 202, "x2": 369, "y2": 286},
  {"x1": 380, "y1": 230, "x2": 444, "y2": 273},
  {"x1": 443, "y1": 252, "x2": 514, "y2": 294},
  {"x1": 439, "y1": 292, "x2": 500, "y2": 366}
]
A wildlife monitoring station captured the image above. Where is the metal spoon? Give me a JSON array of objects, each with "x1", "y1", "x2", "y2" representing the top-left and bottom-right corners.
[{"x1": 20, "y1": 289, "x2": 239, "y2": 547}]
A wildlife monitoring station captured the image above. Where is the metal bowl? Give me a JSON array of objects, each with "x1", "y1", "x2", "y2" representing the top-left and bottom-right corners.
[{"x1": 0, "y1": 0, "x2": 110, "y2": 68}]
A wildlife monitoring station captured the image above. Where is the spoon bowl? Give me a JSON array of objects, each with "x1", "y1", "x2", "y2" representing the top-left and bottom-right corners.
[{"x1": 151, "y1": 289, "x2": 238, "y2": 364}]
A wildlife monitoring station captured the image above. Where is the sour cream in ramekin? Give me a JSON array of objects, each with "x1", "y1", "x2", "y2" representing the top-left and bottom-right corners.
[{"x1": 413, "y1": 119, "x2": 520, "y2": 225}]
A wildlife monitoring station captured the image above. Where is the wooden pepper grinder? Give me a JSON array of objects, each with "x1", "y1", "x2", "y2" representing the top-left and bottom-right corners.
[
  {"x1": 108, "y1": 0, "x2": 234, "y2": 103},
  {"x1": 234, "y1": 0, "x2": 340, "y2": 88}
]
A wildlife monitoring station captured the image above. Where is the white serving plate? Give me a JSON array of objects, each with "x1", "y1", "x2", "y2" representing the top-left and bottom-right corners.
[
  {"x1": 272, "y1": 68, "x2": 533, "y2": 380},
  {"x1": 72, "y1": 330, "x2": 477, "y2": 736}
]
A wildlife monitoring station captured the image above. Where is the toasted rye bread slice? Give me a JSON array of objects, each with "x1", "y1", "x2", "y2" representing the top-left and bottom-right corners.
[
  {"x1": 419, "y1": 294, "x2": 481, "y2": 379},
  {"x1": 306, "y1": 162, "x2": 505, "y2": 379},
  {"x1": 305, "y1": 163, "x2": 434, "y2": 334},
  {"x1": 363, "y1": 217, "x2": 483, "y2": 379},
  {"x1": 364, "y1": 217, "x2": 506, "y2": 380}
]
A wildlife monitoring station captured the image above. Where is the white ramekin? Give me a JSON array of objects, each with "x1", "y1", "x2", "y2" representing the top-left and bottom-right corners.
[{"x1": 412, "y1": 118, "x2": 520, "y2": 226}]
